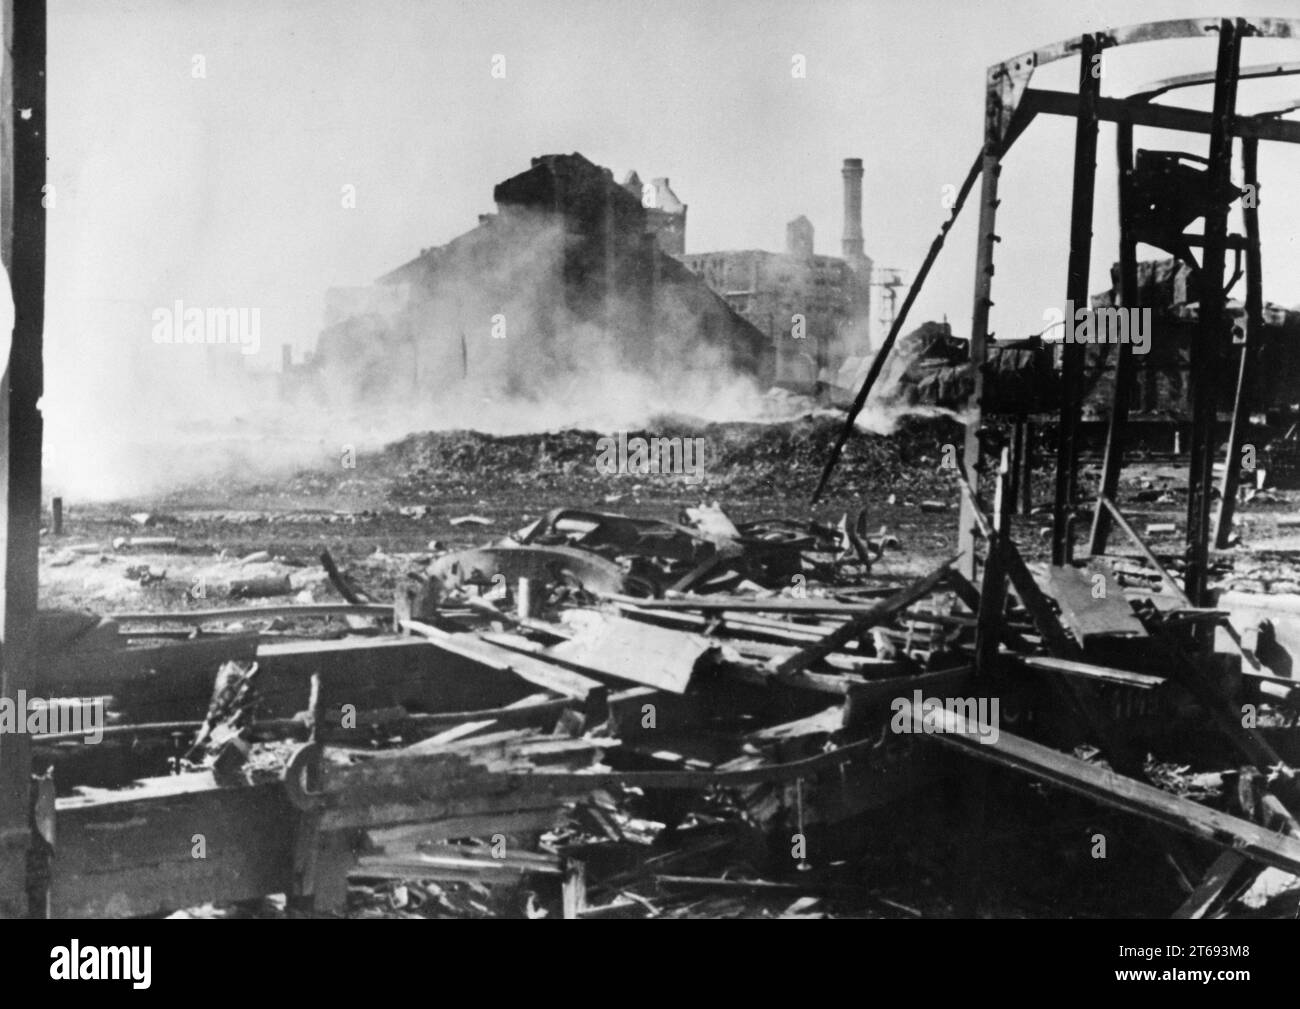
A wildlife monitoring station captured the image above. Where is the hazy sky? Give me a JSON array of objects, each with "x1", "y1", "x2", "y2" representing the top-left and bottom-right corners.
[{"x1": 41, "y1": 1, "x2": 1300, "y2": 456}]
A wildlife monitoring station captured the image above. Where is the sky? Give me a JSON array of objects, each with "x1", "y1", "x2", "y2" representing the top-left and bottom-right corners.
[{"x1": 39, "y1": 0, "x2": 1300, "y2": 489}]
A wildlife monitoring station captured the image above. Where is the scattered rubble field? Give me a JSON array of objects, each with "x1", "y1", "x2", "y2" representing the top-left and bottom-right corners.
[{"x1": 34, "y1": 414, "x2": 1300, "y2": 919}]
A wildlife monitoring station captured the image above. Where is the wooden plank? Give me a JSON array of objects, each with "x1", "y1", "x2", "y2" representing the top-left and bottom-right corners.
[
  {"x1": 1097, "y1": 496, "x2": 1191, "y2": 604},
  {"x1": 366, "y1": 808, "x2": 562, "y2": 849},
  {"x1": 545, "y1": 613, "x2": 714, "y2": 694},
  {"x1": 401, "y1": 619, "x2": 605, "y2": 700},
  {"x1": 615, "y1": 603, "x2": 879, "y2": 660},
  {"x1": 354, "y1": 849, "x2": 562, "y2": 883},
  {"x1": 745, "y1": 707, "x2": 842, "y2": 742},
  {"x1": 1171, "y1": 851, "x2": 1250, "y2": 919},
  {"x1": 35, "y1": 632, "x2": 260, "y2": 694},
  {"x1": 843, "y1": 666, "x2": 973, "y2": 729},
  {"x1": 402, "y1": 692, "x2": 554, "y2": 751},
  {"x1": 602, "y1": 593, "x2": 929, "y2": 616},
  {"x1": 37, "y1": 634, "x2": 533, "y2": 725},
  {"x1": 770, "y1": 560, "x2": 956, "y2": 678},
  {"x1": 908, "y1": 701, "x2": 1300, "y2": 876},
  {"x1": 562, "y1": 858, "x2": 588, "y2": 919},
  {"x1": 1018, "y1": 655, "x2": 1163, "y2": 690},
  {"x1": 717, "y1": 661, "x2": 860, "y2": 696},
  {"x1": 113, "y1": 603, "x2": 391, "y2": 624},
  {"x1": 52, "y1": 772, "x2": 297, "y2": 918},
  {"x1": 1046, "y1": 563, "x2": 1148, "y2": 644},
  {"x1": 307, "y1": 732, "x2": 606, "y2": 831}
]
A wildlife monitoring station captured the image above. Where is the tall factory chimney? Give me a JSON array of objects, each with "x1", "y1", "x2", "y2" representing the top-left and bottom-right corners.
[{"x1": 841, "y1": 157, "x2": 865, "y2": 263}]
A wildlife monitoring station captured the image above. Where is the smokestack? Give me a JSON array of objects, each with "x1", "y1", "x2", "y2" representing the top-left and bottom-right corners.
[{"x1": 841, "y1": 157, "x2": 864, "y2": 262}]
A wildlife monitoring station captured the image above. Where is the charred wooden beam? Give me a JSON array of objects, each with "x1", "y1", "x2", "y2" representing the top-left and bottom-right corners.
[{"x1": 908, "y1": 702, "x2": 1300, "y2": 877}]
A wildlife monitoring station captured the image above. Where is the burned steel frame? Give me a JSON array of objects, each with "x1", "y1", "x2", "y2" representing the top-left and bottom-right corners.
[{"x1": 958, "y1": 16, "x2": 1300, "y2": 606}]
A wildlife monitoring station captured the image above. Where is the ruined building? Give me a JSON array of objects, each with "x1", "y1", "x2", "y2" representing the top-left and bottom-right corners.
[
  {"x1": 620, "y1": 171, "x2": 687, "y2": 257},
  {"x1": 679, "y1": 158, "x2": 873, "y2": 390},
  {"x1": 287, "y1": 153, "x2": 773, "y2": 417}
]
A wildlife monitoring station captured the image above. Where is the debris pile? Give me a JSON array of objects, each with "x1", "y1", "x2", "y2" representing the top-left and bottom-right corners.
[{"x1": 28, "y1": 473, "x2": 1300, "y2": 920}]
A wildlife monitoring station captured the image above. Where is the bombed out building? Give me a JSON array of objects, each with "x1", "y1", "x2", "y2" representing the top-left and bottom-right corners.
[
  {"x1": 287, "y1": 153, "x2": 776, "y2": 417},
  {"x1": 680, "y1": 158, "x2": 874, "y2": 390}
]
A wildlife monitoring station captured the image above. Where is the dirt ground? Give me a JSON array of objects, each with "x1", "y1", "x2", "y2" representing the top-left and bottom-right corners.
[{"x1": 39, "y1": 414, "x2": 1300, "y2": 617}]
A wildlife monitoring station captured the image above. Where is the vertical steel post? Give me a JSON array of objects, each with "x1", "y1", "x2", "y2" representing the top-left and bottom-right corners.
[
  {"x1": 1008, "y1": 418, "x2": 1025, "y2": 515},
  {"x1": 975, "y1": 447, "x2": 1012, "y2": 677},
  {"x1": 1089, "y1": 120, "x2": 1138, "y2": 556},
  {"x1": 957, "y1": 144, "x2": 1001, "y2": 583},
  {"x1": 1185, "y1": 18, "x2": 1242, "y2": 604},
  {"x1": 1052, "y1": 34, "x2": 1102, "y2": 566},
  {"x1": 1021, "y1": 419, "x2": 1034, "y2": 515}
]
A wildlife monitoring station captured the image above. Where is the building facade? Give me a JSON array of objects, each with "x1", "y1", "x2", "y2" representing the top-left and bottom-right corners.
[{"x1": 679, "y1": 159, "x2": 873, "y2": 391}]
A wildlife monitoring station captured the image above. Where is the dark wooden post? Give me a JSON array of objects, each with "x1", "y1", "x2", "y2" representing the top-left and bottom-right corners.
[{"x1": 0, "y1": 0, "x2": 46, "y2": 919}]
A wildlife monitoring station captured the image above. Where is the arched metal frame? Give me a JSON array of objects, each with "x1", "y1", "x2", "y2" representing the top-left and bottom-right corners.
[{"x1": 957, "y1": 17, "x2": 1300, "y2": 607}]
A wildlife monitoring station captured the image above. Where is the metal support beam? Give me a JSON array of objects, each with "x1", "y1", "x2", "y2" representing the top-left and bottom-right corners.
[
  {"x1": 1088, "y1": 120, "x2": 1138, "y2": 556},
  {"x1": 1021, "y1": 420, "x2": 1034, "y2": 514},
  {"x1": 974, "y1": 448, "x2": 1011, "y2": 676},
  {"x1": 1214, "y1": 136, "x2": 1263, "y2": 548},
  {"x1": 955, "y1": 145, "x2": 1001, "y2": 583},
  {"x1": 1185, "y1": 18, "x2": 1243, "y2": 605},
  {"x1": 1051, "y1": 34, "x2": 1101, "y2": 566},
  {"x1": 1007, "y1": 419, "x2": 1025, "y2": 515},
  {"x1": 813, "y1": 150, "x2": 983, "y2": 503},
  {"x1": 1019, "y1": 89, "x2": 1300, "y2": 146}
]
